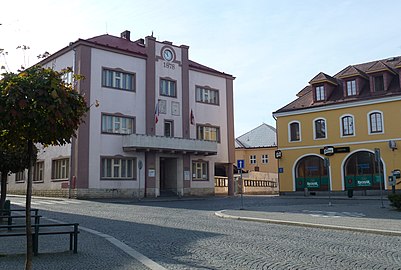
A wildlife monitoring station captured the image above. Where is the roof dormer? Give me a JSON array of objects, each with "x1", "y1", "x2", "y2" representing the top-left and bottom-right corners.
[
  {"x1": 309, "y1": 72, "x2": 338, "y2": 102},
  {"x1": 337, "y1": 66, "x2": 368, "y2": 98},
  {"x1": 395, "y1": 59, "x2": 401, "y2": 90},
  {"x1": 366, "y1": 61, "x2": 397, "y2": 93}
]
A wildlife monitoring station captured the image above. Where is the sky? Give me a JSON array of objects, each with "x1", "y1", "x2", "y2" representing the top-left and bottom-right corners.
[{"x1": 1, "y1": 0, "x2": 401, "y2": 137}]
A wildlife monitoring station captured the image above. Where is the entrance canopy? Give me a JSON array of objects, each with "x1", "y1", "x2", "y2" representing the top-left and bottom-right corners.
[{"x1": 122, "y1": 134, "x2": 217, "y2": 155}]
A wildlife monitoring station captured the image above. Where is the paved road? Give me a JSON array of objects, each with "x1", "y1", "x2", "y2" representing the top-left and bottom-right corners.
[{"x1": 2, "y1": 195, "x2": 401, "y2": 269}]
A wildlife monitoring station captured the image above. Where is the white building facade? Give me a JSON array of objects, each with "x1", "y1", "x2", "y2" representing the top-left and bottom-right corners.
[{"x1": 7, "y1": 30, "x2": 235, "y2": 199}]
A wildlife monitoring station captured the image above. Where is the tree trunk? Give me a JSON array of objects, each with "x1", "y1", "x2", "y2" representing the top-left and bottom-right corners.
[
  {"x1": 25, "y1": 140, "x2": 33, "y2": 270},
  {"x1": 0, "y1": 171, "x2": 7, "y2": 218}
]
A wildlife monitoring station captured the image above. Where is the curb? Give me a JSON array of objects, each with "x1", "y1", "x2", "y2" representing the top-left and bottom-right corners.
[{"x1": 215, "y1": 210, "x2": 401, "y2": 236}]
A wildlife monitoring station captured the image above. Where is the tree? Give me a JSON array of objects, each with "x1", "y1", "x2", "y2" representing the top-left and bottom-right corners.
[
  {"x1": 0, "y1": 142, "x2": 37, "y2": 216},
  {"x1": 0, "y1": 65, "x2": 88, "y2": 270}
]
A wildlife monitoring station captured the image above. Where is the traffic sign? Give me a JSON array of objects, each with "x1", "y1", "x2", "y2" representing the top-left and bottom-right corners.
[{"x1": 237, "y1": 159, "x2": 245, "y2": 169}]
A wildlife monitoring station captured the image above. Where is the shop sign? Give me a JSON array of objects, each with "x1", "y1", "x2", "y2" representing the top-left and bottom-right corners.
[
  {"x1": 306, "y1": 181, "x2": 320, "y2": 188},
  {"x1": 357, "y1": 179, "x2": 372, "y2": 187}
]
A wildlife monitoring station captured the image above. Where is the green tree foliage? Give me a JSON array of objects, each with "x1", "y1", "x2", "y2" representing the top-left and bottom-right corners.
[
  {"x1": 0, "y1": 142, "x2": 37, "y2": 215},
  {"x1": 0, "y1": 65, "x2": 88, "y2": 270}
]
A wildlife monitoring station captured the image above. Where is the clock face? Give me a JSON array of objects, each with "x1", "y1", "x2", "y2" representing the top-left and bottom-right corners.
[{"x1": 163, "y1": 49, "x2": 173, "y2": 61}]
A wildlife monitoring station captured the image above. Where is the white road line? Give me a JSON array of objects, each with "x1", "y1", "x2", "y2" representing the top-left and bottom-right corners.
[{"x1": 45, "y1": 218, "x2": 167, "y2": 270}]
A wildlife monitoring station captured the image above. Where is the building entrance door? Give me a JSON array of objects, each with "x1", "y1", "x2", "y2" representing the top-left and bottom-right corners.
[{"x1": 160, "y1": 157, "x2": 178, "y2": 196}]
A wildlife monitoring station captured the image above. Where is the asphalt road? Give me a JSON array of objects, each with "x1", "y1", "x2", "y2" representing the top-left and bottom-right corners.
[{"x1": 5, "y1": 195, "x2": 401, "y2": 269}]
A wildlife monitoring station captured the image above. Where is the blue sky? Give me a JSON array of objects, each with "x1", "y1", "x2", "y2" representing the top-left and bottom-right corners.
[{"x1": 2, "y1": 0, "x2": 401, "y2": 136}]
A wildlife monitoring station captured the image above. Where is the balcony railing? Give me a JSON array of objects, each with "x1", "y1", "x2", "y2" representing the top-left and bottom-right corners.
[{"x1": 122, "y1": 134, "x2": 217, "y2": 155}]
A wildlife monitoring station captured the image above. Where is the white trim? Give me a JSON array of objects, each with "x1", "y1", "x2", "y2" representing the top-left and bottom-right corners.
[
  {"x1": 339, "y1": 114, "x2": 356, "y2": 138},
  {"x1": 367, "y1": 110, "x2": 384, "y2": 135},
  {"x1": 288, "y1": 120, "x2": 302, "y2": 143},
  {"x1": 313, "y1": 117, "x2": 327, "y2": 140},
  {"x1": 340, "y1": 149, "x2": 387, "y2": 191},
  {"x1": 273, "y1": 95, "x2": 401, "y2": 117},
  {"x1": 279, "y1": 137, "x2": 401, "y2": 151}
]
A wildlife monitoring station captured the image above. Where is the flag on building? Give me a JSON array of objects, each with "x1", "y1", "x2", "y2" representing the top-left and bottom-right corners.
[
  {"x1": 190, "y1": 109, "x2": 195, "y2": 125},
  {"x1": 155, "y1": 100, "x2": 159, "y2": 124}
]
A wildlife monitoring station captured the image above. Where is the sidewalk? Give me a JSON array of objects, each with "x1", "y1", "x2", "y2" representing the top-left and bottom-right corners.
[{"x1": 216, "y1": 196, "x2": 401, "y2": 236}]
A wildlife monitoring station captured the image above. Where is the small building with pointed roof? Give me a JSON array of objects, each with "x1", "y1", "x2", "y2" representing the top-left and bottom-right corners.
[{"x1": 235, "y1": 123, "x2": 277, "y2": 174}]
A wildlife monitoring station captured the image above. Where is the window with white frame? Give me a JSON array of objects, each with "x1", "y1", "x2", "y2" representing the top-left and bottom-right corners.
[
  {"x1": 250, "y1": 155, "x2": 257, "y2": 164},
  {"x1": 289, "y1": 122, "x2": 300, "y2": 142},
  {"x1": 102, "y1": 114, "x2": 134, "y2": 135},
  {"x1": 164, "y1": 120, "x2": 173, "y2": 137},
  {"x1": 15, "y1": 171, "x2": 25, "y2": 182},
  {"x1": 195, "y1": 86, "x2": 219, "y2": 105},
  {"x1": 314, "y1": 119, "x2": 326, "y2": 139},
  {"x1": 315, "y1": 86, "x2": 325, "y2": 101},
  {"x1": 101, "y1": 157, "x2": 136, "y2": 179},
  {"x1": 192, "y1": 160, "x2": 208, "y2": 180},
  {"x1": 33, "y1": 161, "x2": 44, "y2": 182},
  {"x1": 52, "y1": 158, "x2": 69, "y2": 180},
  {"x1": 261, "y1": 154, "x2": 269, "y2": 164},
  {"x1": 160, "y1": 78, "x2": 176, "y2": 97},
  {"x1": 341, "y1": 115, "x2": 354, "y2": 136},
  {"x1": 346, "y1": 80, "x2": 357, "y2": 96},
  {"x1": 102, "y1": 69, "x2": 135, "y2": 91},
  {"x1": 197, "y1": 125, "x2": 220, "y2": 142},
  {"x1": 374, "y1": 75, "x2": 384, "y2": 92},
  {"x1": 369, "y1": 112, "x2": 383, "y2": 133}
]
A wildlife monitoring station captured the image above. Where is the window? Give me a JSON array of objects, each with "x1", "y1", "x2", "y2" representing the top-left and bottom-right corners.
[
  {"x1": 341, "y1": 116, "x2": 354, "y2": 136},
  {"x1": 101, "y1": 157, "x2": 136, "y2": 179},
  {"x1": 314, "y1": 119, "x2": 326, "y2": 139},
  {"x1": 262, "y1": 154, "x2": 269, "y2": 164},
  {"x1": 374, "y1": 75, "x2": 384, "y2": 92},
  {"x1": 160, "y1": 78, "x2": 176, "y2": 97},
  {"x1": 15, "y1": 171, "x2": 25, "y2": 182},
  {"x1": 52, "y1": 158, "x2": 69, "y2": 180},
  {"x1": 289, "y1": 122, "x2": 300, "y2": 142},
  {"x1": 102, "y1": 69, "x2": 135, "y2": 91},
  {"x1": 164, "y1": 120, "x2": 173, "y2": 137},
  {"x1": 369, "y1": 112, "x2": 383, "y2": 133},
  {"x1": 192, "y1": 160, "x2": 208, "y2": 180},
  {"x1": 197, "y1": 125, "x2": 220, "y2": 142},
  {"x1": 102, "y1": 114, "x2": 134, "y2": 135},
  {"x1": 315, "y1": 86, "x2": 325, "y2": 101},
  {"x1": 346, "y1": 80, "x2": 357, "y2": 96},
  {"x1": 196, "y1": 86, "x2": 219, "y2": 105},
  {"x1": 250, "y1": 155, "x2": 256, "y2": 164},
  {"x1": 33, "y1": 161, "x2": 44, "y2": 182}
]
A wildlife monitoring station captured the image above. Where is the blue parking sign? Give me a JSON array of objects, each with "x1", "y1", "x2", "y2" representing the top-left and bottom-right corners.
[{"x1": 237, "y1": 160, "x2": 245, "y2": 169}]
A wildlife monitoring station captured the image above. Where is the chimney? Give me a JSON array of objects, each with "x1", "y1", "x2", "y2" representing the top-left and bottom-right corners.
[{"x1": 121, "y1": 30, "x2": 131, "y2": 41}]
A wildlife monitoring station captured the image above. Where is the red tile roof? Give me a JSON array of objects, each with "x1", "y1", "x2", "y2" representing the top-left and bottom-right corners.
[
  {"x1": 274, "y1": 56, "x2": 401, "y2": 114},
  {"x1": 85, "y1": 34, "x2": 232, "y2": 77}
]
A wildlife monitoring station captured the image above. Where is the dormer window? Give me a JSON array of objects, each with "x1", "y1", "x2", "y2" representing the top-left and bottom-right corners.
[
  {"x1": 346, "y1": 80, "x2": 357, "y2": 96},
  {"x1": 315, "y1": 86, "x2": 325, "y2": 101},
  {"x1": 374, "y1": 75, "x2": 384, "y2": 92}
]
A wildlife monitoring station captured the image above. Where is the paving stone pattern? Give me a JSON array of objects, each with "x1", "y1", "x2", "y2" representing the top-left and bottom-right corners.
[{"x1": 2, "y1": 195, "x2": 401, "y2": 269}]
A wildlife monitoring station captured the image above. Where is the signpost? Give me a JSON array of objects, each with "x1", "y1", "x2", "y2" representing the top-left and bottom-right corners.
[
  {"x1": 138, "y1": 160, "x2": 143, "y2": 200},
  {"x1": 237, "y1": 160, "x2": 245, "y2": 209},
  {"x1": 324, "y1": 157, "x2": 332, "y2": 206},
  {"x1": 374, "y1": 148, "x2": 384, "y2": 208}
]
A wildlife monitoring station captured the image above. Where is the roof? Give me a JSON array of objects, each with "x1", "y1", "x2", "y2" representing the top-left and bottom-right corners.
[
  {"x1": 309, "y1": 72, "x2": 338, "y2": 86},
  {"x1": 85, "y1": 34, "x2": 233, "y2": 78},
  {"x1": 235, "y1": 123, "x2": 276, "y2": 148},
  {"x1": 274, "y1": 56, "x2": 401, "y2": 114}
]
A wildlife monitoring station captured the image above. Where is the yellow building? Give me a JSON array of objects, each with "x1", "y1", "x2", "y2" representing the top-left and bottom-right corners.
[
  {"x1": 273, "y1": 57, "x2": 401, "y2": 195},
  {"x1": 235, "y1": 123, "x2": 277, "y2": 174}
]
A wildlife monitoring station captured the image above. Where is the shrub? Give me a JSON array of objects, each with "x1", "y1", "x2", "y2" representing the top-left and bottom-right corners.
[{"x1": 388, "y1": 194, "x2": 401, "y2": 210}]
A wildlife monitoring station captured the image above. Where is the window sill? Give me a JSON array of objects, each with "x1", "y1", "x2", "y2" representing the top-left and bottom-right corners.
[
  {"x1": 33, "y1": 180, "x2": 44, "y2": 184},
  {"x1": 51, "y1": 178, "x2": 69, "y2": 182},
  {"x1": 100, "y1": 178, "x2": 136, "y2": 181},
  {"x1": 15, "y1": 181, "x2": 25, "y2": 184}
]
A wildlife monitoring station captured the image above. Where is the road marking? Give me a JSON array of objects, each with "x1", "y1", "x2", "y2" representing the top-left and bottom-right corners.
[{"x1": 45, "y1": 218, "x2": 167, "y2": 270}]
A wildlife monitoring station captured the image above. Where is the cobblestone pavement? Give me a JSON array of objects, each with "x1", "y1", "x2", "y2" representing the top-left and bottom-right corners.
[{"x1": 2, "y1": 195, "x2": 401, "y2": 269}]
